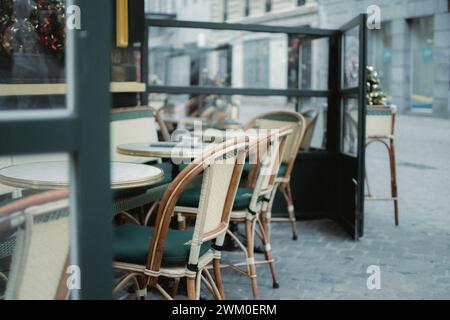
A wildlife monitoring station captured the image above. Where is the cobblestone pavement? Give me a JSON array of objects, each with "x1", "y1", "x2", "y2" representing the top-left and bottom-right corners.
[{"x1": 220, "y1": 115, "x2": 450, "y2": 300}]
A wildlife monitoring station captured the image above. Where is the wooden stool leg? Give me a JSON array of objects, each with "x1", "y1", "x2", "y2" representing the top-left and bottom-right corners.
[
  {"x1": 258, "y1": 217, "x2": 279, "y2": 289},
  {"x1": 389, "y1": 138, "x2": 399, "y2": 226},
  {"x1": 365, "y1": 168, "x2": 374, "y2": 198},
  {"x1": 187, "y1": 277, "x2": 196, "y2": 300},
  {"x1": 213, "y1": 258, "x2": 226, "y2": 299},
  {"x1": 282, "y1": 185, "x2": 298, "y2": 240},
  {"x1": 245, "y1": 219, "x2": 259, "y2": 300}
]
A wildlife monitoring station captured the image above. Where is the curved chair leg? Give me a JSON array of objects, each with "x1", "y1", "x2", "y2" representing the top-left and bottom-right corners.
[
  {"x1": 213, "y1": 258, "x2": 226, "y2": 299},
  {"x1": 245, "y1": 218, "x2": 259, "y2": 300},
  {"x1": 257, "y1": 217, "x2": 279, "y2": 289},
  {"x1": 203, "y1": 269, "x2": 223, "y2": 300},
  {"x1": 187, "y1": 277, "x2": 197, "y2": 300},
  {"x1": 144, "y1": 202, "x2": 159, "y2": 226},
  {"x1": 389, "y1": 139, "x2": 399, "y2": 226},
  {"x1": 113, "y1": 272, "x2": 145, "y2": 300},
  {"x1": 281, "y1": 184, "x2": 298, "y2": 240}
]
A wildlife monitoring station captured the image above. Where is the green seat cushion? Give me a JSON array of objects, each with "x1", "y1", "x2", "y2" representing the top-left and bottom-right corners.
[
  {"x1": 153, "y1": 162, "x2": 190, "y2": 185},
  {"x1": 242, "y1": 163, "x2": 288, "y2": 178},
  {"x1": 178, "y1": 187, "x2": 254, "y2": 211},
  {"x1": 112, "y1": 162, "x2": 173, "y2": 200},
  {"x1": 277, "y1": 163, "x2": 288, "y2": 177},
  {"x1": 112, "y1": 187, "x2": 148, "y2": 201},
  {"x1": 153, "y1": 162, "x2": 174, "y2": 186},
  {"x1": 114, "y1": 224, "x2": 211, "y2": 266}
]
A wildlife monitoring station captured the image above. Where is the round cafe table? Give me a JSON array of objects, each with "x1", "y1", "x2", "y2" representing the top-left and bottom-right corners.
[
  {"x1": 117, "y1": 141, "x2": 215, "y2": 177},
  {"x1": 0, "y1": 161, "x2": 164, "y2": 190}
]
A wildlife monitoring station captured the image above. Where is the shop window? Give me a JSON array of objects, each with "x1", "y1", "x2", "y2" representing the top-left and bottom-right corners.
[
  {"x1": 410, "y1": 16, "x2": 434, "y2": 112},
  {"x1": 265, "y1": 0, "x2": 272, "y2": 12},
  {"x1": 245, "y1": 0, "x2": 250, "y2": 17},
  {"x1": 223, "y1": 0, "x2": 228, "y2": 21},
  {"x1": 243, "y1": 39, "x2": 270, "y2": 88}
]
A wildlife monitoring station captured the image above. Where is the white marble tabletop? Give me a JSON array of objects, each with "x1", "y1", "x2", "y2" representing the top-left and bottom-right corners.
[
  {"x1": 117, "y1": 141, "x2": 215, "y2": 160},
  {"x1": 0, "y1": 161, "x2": 164, "y2": 190}
]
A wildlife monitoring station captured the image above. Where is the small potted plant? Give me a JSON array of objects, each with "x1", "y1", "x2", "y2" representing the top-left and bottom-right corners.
[{"x1": 366, "y1": 66, "x2": 396, "y2": 137}]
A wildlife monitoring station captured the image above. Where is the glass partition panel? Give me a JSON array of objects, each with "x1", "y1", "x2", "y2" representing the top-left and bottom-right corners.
[
  {"x1": 298, "y1": 97, "x2": 328, "y2": 150},
  {"x1": 341, "y1": 96, "x2": 359, "y2": 156},
  {"x1": 152, "y1": 93, "x2": 295, "y2": 122},
  {"x1": 149, "y1": 27, "x2": 289, "y2": 90},
  {"x1": 150, "y1": 93, "x2": 327, "y2": 150}
]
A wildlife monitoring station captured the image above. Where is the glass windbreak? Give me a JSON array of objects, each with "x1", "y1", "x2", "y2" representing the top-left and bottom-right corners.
[
  {"x1": 341, "y1": 97, "x2": 359, "y2": 156},
  {"x1": 149, "y1": 93, "x2": 327, "y2": 150},
  {"x1": 342, "y1": 26, "x2": 360, "y2": 88},
  {"x1": 151, "y1": 93, "x2": 294, "y2": 122},
  {"x1": 0, "y1": 0, "x2": 66, "y2": 111},
  {"x1": 0, "y1": 153, "x2": 72, "y2": 300},
  {"x1": 148, "y1": 27, "x2": 291, "y2": 89},
  {"x1": 298, "y1": 97, "x2": 328, "y2": 150}
]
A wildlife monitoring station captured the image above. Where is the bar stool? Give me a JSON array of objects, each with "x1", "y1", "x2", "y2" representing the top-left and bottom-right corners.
[{"x1": 365, "y1": 105, "x2": 399, "y2": 225}]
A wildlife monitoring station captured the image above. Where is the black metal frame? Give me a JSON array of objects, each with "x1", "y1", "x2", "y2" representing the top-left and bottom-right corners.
[
  {"x1": 335, "y1": 14, "x2": 368, "y2": 239},
  {"x1": 145, "y1": 17, "x2": 368, "y2": 239},
  {"x1": 145, "y1": 19, "x2": 335, "y2": 111},
  {"x1": 0, "y1": 0, "x2": 113, "y2": 299}
]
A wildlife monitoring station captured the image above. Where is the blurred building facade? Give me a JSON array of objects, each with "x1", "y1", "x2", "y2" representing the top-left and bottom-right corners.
[
  {"x1": 146, "y1": 0, "x2": 450, "y2": 118},
  {"x1": 318, "y1": 0, "x2": 450, "y2": 118},
  {"x1": 145, "y1": 0, "x2": 327, "y2": 123}
]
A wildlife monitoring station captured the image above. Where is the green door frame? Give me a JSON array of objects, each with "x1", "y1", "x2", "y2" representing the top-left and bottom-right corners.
[{"x1": 0, "y1": 0, "x2": 113, "y2": 299}]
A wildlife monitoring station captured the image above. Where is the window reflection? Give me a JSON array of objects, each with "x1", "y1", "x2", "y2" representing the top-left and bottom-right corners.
[
  {"x1": 342, "y1": 97, "x2": 359, "y2": 156},
  {"x1": 0, "y1": 0, "x2": 66, "y2": 111},
  {"x1": 343, "y1": 26, "x2": 360, "y2": 88}
]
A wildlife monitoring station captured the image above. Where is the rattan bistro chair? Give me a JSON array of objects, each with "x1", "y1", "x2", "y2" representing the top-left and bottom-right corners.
[
  {"x1": 244, "y1": 111, "x2": 306, "y2": 241},
  {"x1": 111, "y1": 107, "x2": 174, "y2": 221},
  {"x1": 0, "y1": 189, "x2": 70, "y2": 300},
  {"x1": 175, "y1": 128, "x2": 291, "y2": 299},
  {"x1": 113, "y1": 137, "x2": 248, "y2": 300},
  {"x1": 365, "y1": 105, "x2": 399, "y2": 225}
]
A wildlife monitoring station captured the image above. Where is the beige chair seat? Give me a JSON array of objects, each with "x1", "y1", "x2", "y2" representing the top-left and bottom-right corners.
[{"x1": 115, "y1": 250, "x2": 216, "y2": 279}]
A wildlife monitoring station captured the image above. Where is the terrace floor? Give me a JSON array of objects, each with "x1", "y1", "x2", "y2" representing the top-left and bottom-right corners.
[
  {"x1": 225, "y1": 114, "x2": 450, "y2": 300},
  {"x1": 117, "y1": 114, "x2": 450, "y2": 300}
]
